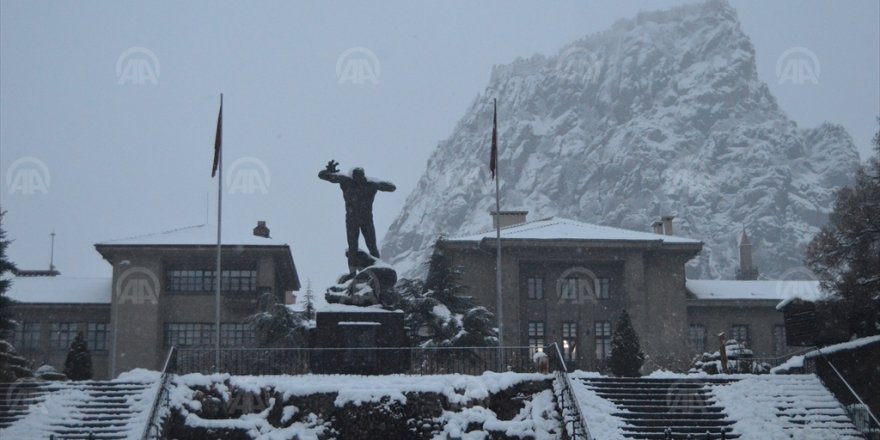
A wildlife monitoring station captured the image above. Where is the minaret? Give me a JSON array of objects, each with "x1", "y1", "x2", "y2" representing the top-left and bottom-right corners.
[{"x1": 736, "y1": 228, "x2": 758, "y2": 280}]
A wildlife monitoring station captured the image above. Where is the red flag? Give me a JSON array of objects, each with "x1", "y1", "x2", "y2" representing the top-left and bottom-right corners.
[
  {"x1": 490, "y1": 99, "x2": 497, "y2": 179},
  {"x1": 211, "y1": 96, "x2": 222, "y2": 177}
]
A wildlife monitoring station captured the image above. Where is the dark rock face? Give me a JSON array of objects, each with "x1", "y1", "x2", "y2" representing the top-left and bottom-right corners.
[{"x1": 382, "y1": 0, "x2": 860, "y2": 280}]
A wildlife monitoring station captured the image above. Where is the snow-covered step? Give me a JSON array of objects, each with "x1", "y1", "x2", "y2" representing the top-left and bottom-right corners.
[
  {"x1": 0, "y1": 371, "x2": 161, "y2": 439},
  {"x1": 566, "y1": 373, "x2": 864, "y2": 440}
]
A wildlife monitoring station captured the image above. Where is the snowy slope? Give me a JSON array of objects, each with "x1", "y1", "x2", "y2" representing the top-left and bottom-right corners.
[{"x1": 382, "y1": 0, "x2": 860, "y2": 280}]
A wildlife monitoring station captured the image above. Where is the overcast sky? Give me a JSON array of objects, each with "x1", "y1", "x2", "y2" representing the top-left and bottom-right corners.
[{"x1": 2, "y1": 0, "x2": 878, "y2": 289}]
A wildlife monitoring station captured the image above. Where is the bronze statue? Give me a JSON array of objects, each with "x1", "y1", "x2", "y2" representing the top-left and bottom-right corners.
[{"x1": 318, "y1": 160, "x2": 396, "y2": 272}]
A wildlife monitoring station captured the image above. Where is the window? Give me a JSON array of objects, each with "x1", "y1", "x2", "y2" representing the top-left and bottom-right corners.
[
  {"x1": 50, "y1": 322, "x2": 77, "y2": 350},
  {"x1": 14, "y1": 322, "x2": 41, "y2": 350},
  {"x1": 221, "y1": 323, "x2": 255, "y2": 348},
  {"x1": 595, "y1": 321, "x2": 612, "y2": 360},
  {"x1": 688, "y1": 324, "x2": 706, "y2": 353},
  {"x1": 166, "y1": 269, "x2": 257, "y2": 293},
  {"x1": 87, "y1": 322, "x2": 108, "y2": 352},
  {"x1": 729, "y1": 324, "x2": 750, "y2": 346},
  {"x1": 164, "y1": 323, "x2": 215, "y2": 347},
  {"x1": 560, "y1": 278, "x2": 578, "y2": 300},
  {"x1": 527, "y1": 277, "x2": 544, "y2": 300},
  {"x1": 562, "y1": 322, "x2": 578, "y2": 362},
  {"x1": 773, "y1": 325, "x2": 787, "y2": 356},
  {"x1": 594, "y1": 278, "x2": 610, "y2": 299},
  {"x1": 527, "y1": 321, "x2": 545, "y2": 354}
]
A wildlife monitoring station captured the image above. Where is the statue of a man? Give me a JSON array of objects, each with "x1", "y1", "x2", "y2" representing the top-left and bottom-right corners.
[{"x1": 319, "y1": 160, "x2": 396, "y2": 268}]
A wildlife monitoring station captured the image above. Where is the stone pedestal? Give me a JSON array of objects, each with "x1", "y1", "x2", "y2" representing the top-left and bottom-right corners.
[{"x1": 312, "y1": 310, "x2": 406, "y2": 375}]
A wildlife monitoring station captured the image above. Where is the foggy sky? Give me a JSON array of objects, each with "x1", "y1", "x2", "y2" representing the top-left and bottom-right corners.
[{"x1": 1, "y1": 0, "x2": 878, "y2": 289}]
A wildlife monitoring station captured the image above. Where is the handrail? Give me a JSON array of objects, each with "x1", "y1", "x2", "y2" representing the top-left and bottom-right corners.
[
  {"x1": 812, "y1": 346, "x2": 880, "y2": 431},
  {"x1": 141, "y1": 346, "x2": 177, "y2": 440},
  {"x1": 546, "y1": 343, "x2": 591, "y2": 440}
]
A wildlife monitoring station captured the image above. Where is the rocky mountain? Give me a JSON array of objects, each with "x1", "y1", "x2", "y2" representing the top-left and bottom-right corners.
[{"x1": 382, "y1": 0, "x2": 861, "y2": 280}]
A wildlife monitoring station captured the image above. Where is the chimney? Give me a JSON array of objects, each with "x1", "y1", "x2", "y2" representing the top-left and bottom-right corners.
[
  {"x1": 661, "y1": 216, "x2": 674, "y2": 236},
  {"x1": 651, "y1": 221, "x2": 664, "y2": 235},
  {"x1": 491, "y1": 211, "x2": 528, "y2": 229},
  {"x1": 253, "y1": 221, "x2": 270, "y2": 238}
]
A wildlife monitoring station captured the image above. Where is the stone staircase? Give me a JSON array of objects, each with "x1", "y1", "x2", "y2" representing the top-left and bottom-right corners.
[
  {"x1": 570, "y1": 374, "x2": 866, "y2": 440},
  {"x1": 0, "y1": 378, "x2": 158, "y2": 439},
  {"x1": 578, "y1": 377, "x2": 738, "y2": 439}
]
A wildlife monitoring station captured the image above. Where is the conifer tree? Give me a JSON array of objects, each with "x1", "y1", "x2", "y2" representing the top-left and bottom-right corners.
[
  {"x1": 303, "y1": 279, "x2": 315, "y2": 321},
  {"x1": 423, "y1": 238, "x2": 474, "y2": 314},
  {"x1": 64, "y1": 331, "x2": 93, "y2": 380},
  {"x1": 805, "y1": 121, "x2": 880, "y2": 337},
  {"x1": 452, "y1": 307, "x2": 499, "y2": 347},
  {"x1": 608, "y1": 310, "x2": 644, "y2": 377},
  {"x1": 248, "y1": 293, "x2": 308, "y2": 348},
  {"x1": 0, "y1": 210, "x2": 17, "y2": 340}
]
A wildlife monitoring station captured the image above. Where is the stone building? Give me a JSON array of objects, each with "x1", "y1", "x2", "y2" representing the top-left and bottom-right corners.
[
  {"x1": 439, "y1": 212, "x2": 816, "y2": 371},
  {"x1": 7, "y1": 222, "x2": 300, "y2": 379}
]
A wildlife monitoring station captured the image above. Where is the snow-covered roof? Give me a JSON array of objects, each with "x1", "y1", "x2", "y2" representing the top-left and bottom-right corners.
[
  {"x1": 450, "y1": 217, "x2": 701, "y2": 245},
  {"x1": 686, "y1": 279, "x2": 825, "y2": 303},
  {"x1": 6, "y1": 276, "x2": 111, "y2": 304},
  {"x1": 97, "y1": 224, "x2": 288, "y2": 247}
]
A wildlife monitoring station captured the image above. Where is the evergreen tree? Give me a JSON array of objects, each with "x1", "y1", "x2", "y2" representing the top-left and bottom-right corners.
[
  {"x1": 452, "y1": 307, "x2": 499, "y2": 347},
  {"x1": 0, "y1": 210, "x2": 17, "y2": 340},
  {"x1": 608, "y1": 310, "x2": 644, "y2": 377},
  {"x1": 303, "y1": 279, "x2": 315, "y2": 321},
  {"x1": 0, "y1": 210, "x2": 32, "y2": 382},
  {"x1": 248, "y1": 293, "x2": 309, "y2": 348},
  {"x1": 805, "y1": 120, "x2": 880, "y2": 337},
  {"x1": 423, "y1": 238, "x2": 474, "y2": 314},
  {"x1": 64, "y1": 331, "x2": 93, "y2": 380}
]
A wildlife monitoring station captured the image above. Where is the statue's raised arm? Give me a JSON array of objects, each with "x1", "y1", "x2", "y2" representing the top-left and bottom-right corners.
[
  {"x1": 375, "y1": 179, "x2": 396, "y2": 192},
  {"x1": 318, "y1": 160, "x2": 350, "y2": 184}
]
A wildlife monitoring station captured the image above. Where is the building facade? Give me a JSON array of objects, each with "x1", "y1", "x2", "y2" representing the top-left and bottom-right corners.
[
  {"x1": 440, "y1": 213, "x2": 811, "y2": 371},
  {"x1": 8, "y1": 222, "x2": 299, "y2": 379}
]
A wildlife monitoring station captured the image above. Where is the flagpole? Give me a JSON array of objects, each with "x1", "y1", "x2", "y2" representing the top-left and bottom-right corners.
[
  {"x1": 215, "y1": 93, "x2": 223, "y2": 371},
  {"x1": 493, "y1": 99, "x2": 504, "y2": 348}
]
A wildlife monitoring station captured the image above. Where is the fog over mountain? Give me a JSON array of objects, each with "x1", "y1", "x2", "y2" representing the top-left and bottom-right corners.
[{"x1": 382, "y1": 0, "x2": 861, "y2": 280}]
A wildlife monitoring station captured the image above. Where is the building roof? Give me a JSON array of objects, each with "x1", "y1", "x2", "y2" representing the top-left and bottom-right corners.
[
  {"x1": 5, "y1": 276, "x2": 111, "y2": 304},
  {"x1": 449, "y1": 216, "x2": 701, "y2": 245},
  {"x1": 97, "y1": 224, "x2": 288, "y2": 247},
  {"x1": 686, "y1": 279, "x2": 826, "y2": 304}
]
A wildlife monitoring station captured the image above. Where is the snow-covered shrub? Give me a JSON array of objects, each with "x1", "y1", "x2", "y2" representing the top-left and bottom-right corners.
[{"x1": 690, "y1": 339, "x2": 770, "y2": 374}]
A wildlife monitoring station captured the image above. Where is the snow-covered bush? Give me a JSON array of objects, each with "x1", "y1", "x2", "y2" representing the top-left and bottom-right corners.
[{"x1": 690, "y1": 339, "x2": 770, "y2": 374}]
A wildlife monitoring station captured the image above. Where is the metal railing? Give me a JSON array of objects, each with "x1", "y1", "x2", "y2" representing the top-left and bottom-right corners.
[
  {"x1": 747, "y1": 346, "x2": 816, "y2": 368},
  {"x1": 176, "y1": 346, "x2": 536, "y2": 376},
  {"x1": 142, "y1": 346, "x2": 177, "y2": 440},
  {"x1": 808, "y1": 346, "x2": 880, "y2": 439},
  {"x1": 547, "y1": 343, "x2": 591, "y2": 440}
]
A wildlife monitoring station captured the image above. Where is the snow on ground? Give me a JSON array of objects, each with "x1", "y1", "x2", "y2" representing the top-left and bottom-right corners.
[
  {"x1": 710, "y1": 375, "x2": 862, "y2": 439},
  {"x1": 0, "y1": 370, "x2": 161, "y2": 440},
  {"x1": 171, "y1": 372, "x2": 558, "y2": 439}
]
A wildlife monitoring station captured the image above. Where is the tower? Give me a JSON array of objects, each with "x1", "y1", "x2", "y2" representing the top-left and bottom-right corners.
[{"x1": 736, "y1": 228, "x2": 758, "y2": 280}]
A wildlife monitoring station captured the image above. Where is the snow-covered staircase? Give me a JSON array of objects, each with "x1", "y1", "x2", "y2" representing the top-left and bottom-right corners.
[
  {"x1": 570, "y1": 374, "x2": 864, "y2": 440},
  {"x1": 577, "y1": 377, "x2": 737, "y2": 439},
  {"x1": 0, "y1": 373, "x2": 160, "y2": 439}
]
